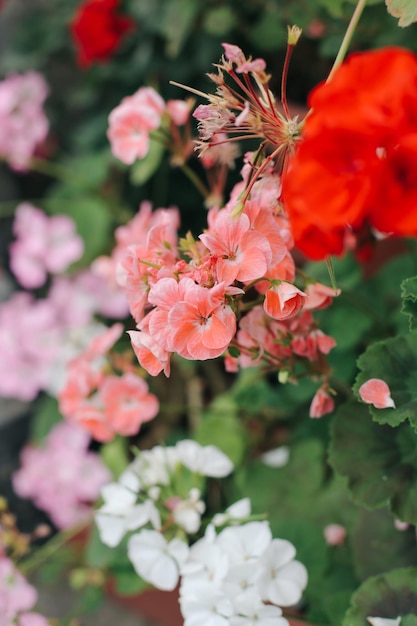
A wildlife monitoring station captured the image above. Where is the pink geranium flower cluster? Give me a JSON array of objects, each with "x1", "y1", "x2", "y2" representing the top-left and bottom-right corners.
[
  {"x1": 59, "y1": 324, "x2": 159, "y2": 442},
  {"x1": 0, "y1": 205, "x2": 129, "y2": 402},
  {"x1": 0, "y1": 556, "x2": 48, "y2": 626},
  {"x1": 107, "y1": 86, "x2": 191, "y2": 164},
  {"x1": 12, "y1": 421, "x2": 111, "y2": 530},
  {"x1": 103, "y1": 156, "x2": 337, "y2": 408},
  {"x1": 9, "y1": 203, "x2": 84, "y2": 289},
  {"x1": 0, "y1": 72, "x2": 49, "y2": 170}
]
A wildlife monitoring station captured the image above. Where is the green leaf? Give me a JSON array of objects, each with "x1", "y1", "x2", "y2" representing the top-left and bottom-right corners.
[
  {"x1": 239, "y1": 439, "x2": 325, "y2": 516},
  {"x1": 203, "y1": 6, "x2": 237, "y2": 36},
  {"x1": 194, "y1": 395, "x2": 246, "y2": 467},
  {"x1": 29, "y1": 395, "x2": 62, "y2": 444},
  {"x1": 343, "y1": 568, "x2": 417, "y2": 626},
  {"x1": 111, "y1": 565, "x2": 149, "y2": 596},
  {"x1": 100, "y1": 436, "x2": 130, "y2": 479},
  {"x1": 401, "y1": 615, "x2": 417, "y2": 626},
  {"x1": 354, "y1": 334, "x2": 417, "y2": 432},
  {"x1": 351, "y1": 508, "x2": 417, "y2": 581},
  {"x1": 159, "y1": 0, "x2": 200, "y2": 57},
  {"x1": 329, "y1": 402, "x2": 417, "y2": 523},
  {"x1": 248, "y1": 13, "x2": 287, "y2": 51},
  {"x1": 130, "y1": 139, "x2": 165, "y2": 186},
  {"x1": 386, "y1": 0, "x2": 417, "y2": 26},
  {"x1": 401, "y1": 276, "x2": 417, "y2": 333},
  {"x1": 84, "y1": 526, "x2": 120, "y2": 569}
]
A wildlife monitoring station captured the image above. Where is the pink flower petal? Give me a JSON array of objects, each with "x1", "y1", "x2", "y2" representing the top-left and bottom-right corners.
[{"x1": 358, "y1": 378, "x2": 396, "y2": 409}]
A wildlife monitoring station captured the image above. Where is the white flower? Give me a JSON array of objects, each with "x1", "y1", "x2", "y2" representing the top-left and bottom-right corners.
[
  {"x1": 224, "y1": 561, "x2": 259, "y2": 595},
  {"x1": 260, "y1": 447, "x2": 290, "y2": 468},
  {"x1": 256, "y1": 539, "x2": 308, "y2": 607},
  {"x1": 172, "y1": 488, "x2": 206, "y2": 534},
  {"x1": 176, "y1": 440, "x2": 234, "y2": 477},
  {"x1": 230, "y1": 590, "x2": 289, "y2": 626},
  {"x1": 131, "y1": 446, "x2": 178, "y2": 487},
  {"x1": 181, "y1": 526, "x2": 229, "y2": 585},
  {"x1": 180, "y1": 580, "x2": 234, "y2": 626},
  {"x1": 95, "y1": 469, "x2": 140, "y2": 547},
  {"x1": 367, "y1": 618, "x2": 401, "y2": 626},
  {"x1": 128, "y1": 529, "x2": 189, "y2": 591},
  {"x1": 125, "y1": 499, "x2": 161, "y2": 531},
  {"x1": 213, "y1": 498, "x2": 251, "y2": 527},
  {"x1": 217, "y1": 522, "x2": 272, "y2": 566}
]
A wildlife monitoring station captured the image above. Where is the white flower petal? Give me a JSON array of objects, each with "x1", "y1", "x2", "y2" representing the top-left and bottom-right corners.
[
  {"x1": 261, "y1": 447, "x2": 290, "y2": 468},
  {"x1": 95, "y1": 513, "x2": 127, "y2": 547}
]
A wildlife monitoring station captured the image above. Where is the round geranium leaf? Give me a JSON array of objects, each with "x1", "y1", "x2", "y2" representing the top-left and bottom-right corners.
[
  {"x1": 353, "y1": 334, "x2": 417, "y2": 433},
  {"x1": 329, "y1": 402, "x2": 417, "y2": 523},
  {"x1": 343, "y1": 567, "x2": 417, "y2": 626}
]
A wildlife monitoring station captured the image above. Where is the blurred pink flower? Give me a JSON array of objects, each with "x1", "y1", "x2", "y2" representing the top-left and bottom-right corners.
[
  {"x1": 107, "y1": 87, "x2": 165, "y2": 164},
  {"x1": 12, "y1": 421, "x2": 111, "y2": 529},
  {"x1": 9, "y1": 203, "x2": 83, "y2": 289},
  {"x1": 0, "y1": 72, "x2": 49, "y2": 170},
  {"x1": 309, "y1": 387, "x2": 335, "y2": 418}
]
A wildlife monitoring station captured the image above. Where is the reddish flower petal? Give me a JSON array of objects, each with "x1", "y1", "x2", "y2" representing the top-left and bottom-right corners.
[{"x1": 358, "y1": 378, "x2": 396, "y2": 409}]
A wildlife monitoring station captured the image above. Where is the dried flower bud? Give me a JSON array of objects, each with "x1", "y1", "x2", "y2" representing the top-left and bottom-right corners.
[{"x1": 287, "y1": 25, "x2": 303, "y2": 46}]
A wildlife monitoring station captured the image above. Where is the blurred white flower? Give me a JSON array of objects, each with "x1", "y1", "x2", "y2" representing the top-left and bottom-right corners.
[
  {"x1": 128, "y1": 529, "x2": 189, "y2": 591},
  {"x1": 213, "y1": 498, "x2": 251, "y2": 527},
  {"x1": 95, "y1": 469, "x2": 140, "y2": 547},
  {"x1": 172, "y1": 488, "x2": 206, "y2": 534},
  {"x1": 367, "y1": 618, "x2": 401, "y2": 626},
  {"x1": 256, "y1": 539, "x2": 308, "y2": 607},
  {"x1": 176, "y1": 440, "x2": 234, "y2": 477},
  {"x1": 260, "y1": 447, "x2": 290, "y2": 468}
]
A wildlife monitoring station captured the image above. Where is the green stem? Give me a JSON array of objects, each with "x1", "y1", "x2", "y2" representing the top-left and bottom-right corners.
[
  {"x1": 326, "y1": 0, "x2": 367, "y2": 83},
  {"x1": 19, "y1": 521, "x2": 88, "y2": 575},
  {"x1": 29, "y1": 157, "x2": 74, "y2": 183},
  {"x1": 325, "y1": 256, "x2": 339, "y2": 293},
  {"x1": 180, "y1": 163, "x2": 210, "y2": 199}
]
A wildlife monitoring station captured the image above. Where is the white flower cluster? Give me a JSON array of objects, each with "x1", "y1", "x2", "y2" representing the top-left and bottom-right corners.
[
  {"x1": 95, "y1": 439, "x2": 233, "y2": 560},
  {"x1": 180, "y1": 520, "x2": 307, "y2": 626},
  {"x1": 95, "y1": 440, "x2": 308, "y2": 626}
]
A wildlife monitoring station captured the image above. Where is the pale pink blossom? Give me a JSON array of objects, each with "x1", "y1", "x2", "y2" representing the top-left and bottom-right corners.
[
  {"x1": 0, "y1": 293, "x2": 61, "y2": 400},
  {"x1": 0, "y1": 71, "x2": 49, "y2": 170},
  {"x1": 0, "y1": 557, "x2": 37, "y2": 619},
  {"x1": 166, "y1": 99, "x2": 190, "y2": 125},
  {"x1": 108, "y1": 87, "x2": 165, "y2": 164},
  {"x1": 291, "y1": 329, "x2": 336, "y2": 361},
  {"x1": 200, "y1": 210, "x2": 272, "y2": 285},
  {"x1": 128, "y1": 329, "x2": 171, "y2": 376},
  {"x1": 358, "y1": 378, "x2": 396, "y2": 409},
  {"x1": 303, "y1": 283, "x2": 341, "y2": 310},
  {"x1": 264, "y1": 281, "x2": 306, "y2": 321},
  {"x1": 12, "y1": 421, "x2": 110, "y2": 529},
  {"x1": 59, "y1": 324, "x2": 159, "y2": 442},
  {"x1": 309, "y1": 388, "x2": 335, "y2": 418},
  {"x1": 9, "y1": 203, "x2": 83, "y2": 289},
  {"x1": 323, "y1": 524, "x2": 346, "y2": 546},
  {"x1": 167, "y1": 281, "x2": 236, "y2": 360},
  {"x1": 100, "y1": 372, "x2": 159, "y2": 436}
]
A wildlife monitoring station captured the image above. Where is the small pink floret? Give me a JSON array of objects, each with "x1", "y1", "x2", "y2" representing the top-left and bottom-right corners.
[
  {"x1": 323, "y1": 524, "x2": 346, "y2": 546},
  {"x1": 358, "y1": 378, "x2": 396, "y2": 409}
]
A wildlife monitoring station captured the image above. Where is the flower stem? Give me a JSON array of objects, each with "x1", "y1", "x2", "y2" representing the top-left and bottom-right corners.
[
  {"x1": 29, "y1": 157, "x2": 74, "y2": 183},
  {"x1": 180, "y1": 163, "x2": 210, "y2": 199},
  {"x1": 19, "y1": 521, "x2": 88, "y2": 576},
  {"x1": 326, "y1": 0, "x2": 368, "y2": 83}
]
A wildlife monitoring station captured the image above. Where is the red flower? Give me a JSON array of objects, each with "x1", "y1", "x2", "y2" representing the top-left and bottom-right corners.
[
  {"x1": 282, "y1": 47, "x2": 417, "y2": 260},
  {"x1": 70, "y1": 0, "x2": 135, "y2": 68}
]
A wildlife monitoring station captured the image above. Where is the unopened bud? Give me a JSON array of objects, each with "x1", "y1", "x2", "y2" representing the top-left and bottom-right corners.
[
  {"x1": 278, "y1": 370, "x2": 289, "y2": 384},
  {"x1": 287, "y1": 25, "x2": 302, "y2": 46}
]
